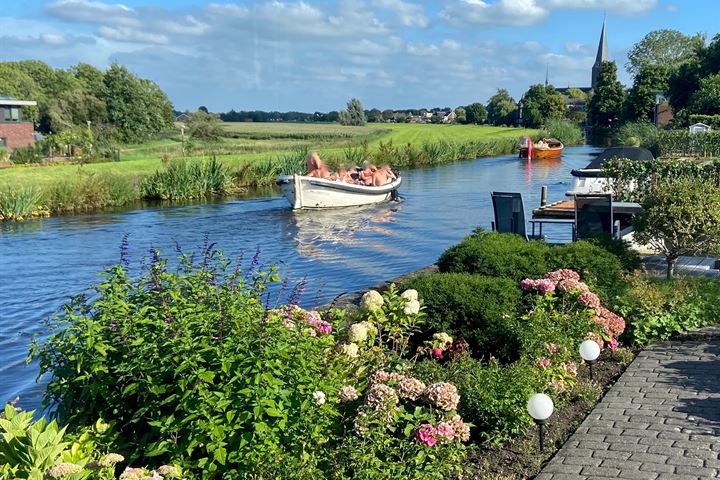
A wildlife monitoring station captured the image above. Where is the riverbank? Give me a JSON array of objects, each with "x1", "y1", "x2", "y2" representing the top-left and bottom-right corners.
[{"x1": 0, "y1": 123, "x2": 539, "y2": 221}]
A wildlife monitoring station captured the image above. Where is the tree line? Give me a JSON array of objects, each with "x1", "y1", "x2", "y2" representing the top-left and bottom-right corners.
[{"x1": 0, "y1": 60, "x2": 175, "y2": 144}]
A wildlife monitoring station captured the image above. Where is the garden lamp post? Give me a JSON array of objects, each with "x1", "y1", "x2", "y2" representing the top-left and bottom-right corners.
[
  {"x1": 527, "y1": 393, "x2": 554, "y2": 452},
  {"x1": 579, "y1": 339, "x2": 601, "y2": 381}
]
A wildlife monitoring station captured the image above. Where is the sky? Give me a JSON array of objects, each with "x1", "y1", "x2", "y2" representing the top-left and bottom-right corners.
[{"x1": 1, "y1": 0, "x2": 719, "y2": 112}]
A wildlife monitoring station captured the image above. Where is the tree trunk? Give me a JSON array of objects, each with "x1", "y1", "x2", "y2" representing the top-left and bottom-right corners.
[{"x1": 666, "y1": 256, "x2": 678, "y2": 279}]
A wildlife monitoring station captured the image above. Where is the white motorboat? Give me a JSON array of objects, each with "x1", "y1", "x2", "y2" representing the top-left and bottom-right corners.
[
  {"x1": 567, "y1": 146, "x2": 654, "y2": 196},
  {"x1": 276, "y1": 175, "x2": 402, "y2": 209}
]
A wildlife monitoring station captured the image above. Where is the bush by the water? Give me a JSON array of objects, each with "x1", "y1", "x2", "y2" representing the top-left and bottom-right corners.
[
  {"x1": 540, "y1": 119, "x2": 584, "y2": 146},
  {"x1": 548, "y1": 241, "x2": 628, "y2": 302},
  {"x1": 0, "y1": 186, "x2": 48, "y2": 221},
  {"x1": 141, "y1": 157, "x2": 229, "y2": 200},
  {"x1": 613, "y1": 121, "x2": 659, "y2": 155},
  {"x1": 32, "y1": 247, "x2": 471, "y2": 478},
  {"x1": 437, "y1": 230, "x2": 550, "y2": 281},
  {"x1": 47, "y1": 170, "x2": 137, "y2": 213},
  {"x1": 404, "y1": 273, "x2": 522, "y2": 360}
]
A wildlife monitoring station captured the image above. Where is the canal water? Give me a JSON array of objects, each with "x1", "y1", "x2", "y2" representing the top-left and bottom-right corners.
[{"x1": 0, "y1": 146, "x2": 598, "y2": 410}]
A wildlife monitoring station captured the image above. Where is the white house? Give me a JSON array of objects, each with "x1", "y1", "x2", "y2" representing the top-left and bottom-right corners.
[{"x1": 689, "y1": 122, "x2": 712, "y2": 134}]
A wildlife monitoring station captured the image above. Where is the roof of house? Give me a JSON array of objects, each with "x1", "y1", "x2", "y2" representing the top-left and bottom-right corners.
[
  {"x1": 0, "y1": 96, "x2": 37, "y2": 107},
  {"x1": 690, "y1": 122, "x2": 712, "y2": 128}
]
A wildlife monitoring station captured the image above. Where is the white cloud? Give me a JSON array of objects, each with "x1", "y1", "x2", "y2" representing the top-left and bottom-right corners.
[
  {"x1": 544, "y1": 0, "x2": 658, "y2": 15},
  {"x1": 441, "y1": 0, "x2": 549, "y2": 26},
  {"x1": 97, "y1": 26, "x2": 169, "y2": 44},
  {"x1": 371, "y1": 0, "x2": 429, "y2": 27},
  {"x1": 45, "y1": 0, "x2": 138, "y2": 26},
  {"x1": 565, "y1": 41, "x2": 589, "y2": 54}
]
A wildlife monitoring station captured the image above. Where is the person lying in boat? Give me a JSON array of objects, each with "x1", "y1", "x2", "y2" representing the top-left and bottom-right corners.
[{"x1": 306, "y1": 151, "x2": 331, "y2": 178}]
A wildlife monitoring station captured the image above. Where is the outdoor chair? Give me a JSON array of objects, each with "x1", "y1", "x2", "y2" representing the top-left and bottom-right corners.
[
  {"x1": 574, "y1": 193, "x2": 617, "y2": 240},
  {"x1": 491, "y1": 191, "x2": 567, "y2": 241}
]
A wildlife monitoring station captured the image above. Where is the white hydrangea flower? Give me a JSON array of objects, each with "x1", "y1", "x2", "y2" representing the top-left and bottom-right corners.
[
  {"x1": 433, "y1": 332, "x2": 453, "y2": 348},
  {"x1": 313, "y1": 391, "x2": 326, "y2": 405},
  {"x1": 349, "y1": 322, "x2": 369, "y2": 343},
  {"x1": 403, "y1": 299, "x2": 420, "y2": 315},
  {"x1": 400, "y1": 289, "x2": 418, "y2": 301},
  {"x1": 360, "y1": 290, "x2": 384, "y2": 312},
  {"x1": 340, "y1": 342, "x2": 360, "y2": 358}
]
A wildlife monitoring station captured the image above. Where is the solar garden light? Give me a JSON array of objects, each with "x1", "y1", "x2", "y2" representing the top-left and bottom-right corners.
[
  {"x1": 579, "y1": 339, "x2": 601, "y2": 381},
  {"x1": 527, "y1": 393, "x2": 554, "y2": 452}
]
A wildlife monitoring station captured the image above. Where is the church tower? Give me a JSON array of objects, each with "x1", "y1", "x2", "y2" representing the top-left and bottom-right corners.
[{"x1": 591, "y1": 18, "x2": 608, "y2": 90}]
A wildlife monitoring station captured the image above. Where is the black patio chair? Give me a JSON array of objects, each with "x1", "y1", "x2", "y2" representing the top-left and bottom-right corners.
[
  {"x1": 574, "y1": 194, "x2": 614, "y2": 240},
  {"x1": 491, "y1": 192, "x2": 541, "y2": 240}
]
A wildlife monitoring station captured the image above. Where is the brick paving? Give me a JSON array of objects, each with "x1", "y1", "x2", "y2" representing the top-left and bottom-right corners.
[{"x1": 536, "y1": 327, "x2": 720, "y2": 480}]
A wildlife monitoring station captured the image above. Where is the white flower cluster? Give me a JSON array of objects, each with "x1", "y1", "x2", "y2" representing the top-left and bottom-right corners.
[{"x1": 360, "y1": 290, "x2": 384, "y2": 312}]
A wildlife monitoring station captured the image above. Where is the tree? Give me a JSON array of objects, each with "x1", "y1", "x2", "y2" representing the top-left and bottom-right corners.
[
  {"x1": 186, "y1": 110, "x2": 224, "y2": 141},
  {"x1": 624, "y1": 65, "x2": 669, "y2": 122},
  {"x1": 454, "y1": 106, "x2": 466, "y2": 124},
  {"x1": 198, "y1": 106, "x2": 209, "y2": 113},
  {"x1": 587, "y1": 62, "x2": 625, "y2": 130},
  {"x1": 464, "y1": 102, "x2": 487, "y2": 124},
  {"x1": 688, "y1": 74, "x2": 720, "y2": 115},
  {"x1": 667, "y1": 61, "x2": 702, "y2": 112},
  {"x1": 626, "y1": 29, "x2": 705, "y2": 76},
  {"x1": 633, "y1": 178, "x2": 720, "y2": 278},
  {"x1": 486, "y1": 89, "x2": 517, "y2": 126},
  {"x1": 520, "y1": 85, "x2": 565, "y2": 128},
  {"x1": 339, "y1": 98, "x2": 366, "y2": 126},
  {"x1": 367, "y1": 108, "x2": 383, "y2": 123},
  {"x1": 382, "y1": 109, "x2": 395, "y2": 121},
  {"x1": 72, "y1": 63, "x2": 105, "y2": 96}
]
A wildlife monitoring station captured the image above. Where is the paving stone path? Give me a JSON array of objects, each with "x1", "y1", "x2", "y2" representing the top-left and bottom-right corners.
[{"x1": 536, "y1": 327, "x2": 720, "y2": 480}]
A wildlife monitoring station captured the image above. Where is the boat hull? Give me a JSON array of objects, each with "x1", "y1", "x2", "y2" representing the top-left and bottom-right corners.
[
  {"x1": 520, "y1": 147, "x2": 563, "y2": 159},
  {"x1": 276, "y1": 175, "x2": 402, "y2": 209}
]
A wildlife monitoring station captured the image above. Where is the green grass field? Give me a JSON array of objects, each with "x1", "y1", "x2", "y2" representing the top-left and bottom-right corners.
[{"x1": 0, "y1": 123, "x2": 538, "y2": 192}]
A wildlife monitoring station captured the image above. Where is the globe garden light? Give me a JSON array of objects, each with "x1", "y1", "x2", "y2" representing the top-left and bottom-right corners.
[
  {"x1": 579, "y1": 339, "x2": 601, "y2": 380},
  {"x1": 527, "y1": 393, "x2": 554, "y2": 452}
]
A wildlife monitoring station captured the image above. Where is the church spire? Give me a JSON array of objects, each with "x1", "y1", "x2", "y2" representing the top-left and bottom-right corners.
[{"x1": 591, "y1": 16, "x2": 608, "y2": 90}]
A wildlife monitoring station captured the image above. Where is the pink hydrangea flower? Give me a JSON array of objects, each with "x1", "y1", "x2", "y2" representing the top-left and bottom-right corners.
[
  {"x1": 436, "y1": 422, "x2": 455, "y2": 442},
  {"x1": 544, "y1": 343, "x2": 560, "y2": 355},
  {"x1": 424, "y1": 382, "x2": 460, "y2": 411},
  {"x1": 578, "y1": 291, "x2": 601, "y2": 308},
  {"x1": 520, "y1": 278, "x2": 537, "y2": 291},
  {"x1": 561, "y1": 361, "x2": 578, "y2": 377},
  {"x1": 449, "y1": 415, "x2": 471, "y2": 442},
  {"x1": 535, "y1": 278, "x2": 556, "y2": 293},
  {"x1": 536, "y1": 357, "x2": 551, "y2": 368},
  {"x1": 432, "y1": 348, "x2": 443, "y2": 358},
  {"x1": 416, "y1": 424, "x2": 438, "y2": 446},
  {"x1": 586, "y1": 332, "x2": 604, "y2": 349},
  {"x1": 608, "y1": 338, "x2": 619, "y2": 351},
  {"x1": 544, "y1": 269, "x2": 580, "y2": 283},
  {"x1": 557, "y1": 278, "x2": 589, "y2": 293}
]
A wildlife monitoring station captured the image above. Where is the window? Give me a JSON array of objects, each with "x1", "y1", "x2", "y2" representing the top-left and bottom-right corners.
[
  {"x1": 2, "y1": 107, "x2": 20, "y2": 122},
  {"x1": 0, "y1": 138, "x2": 6, "y2": 147}
]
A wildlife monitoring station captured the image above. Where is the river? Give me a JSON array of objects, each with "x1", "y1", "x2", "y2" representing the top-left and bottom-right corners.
[{"x1": 0, "y1": 146, "x2": 598, "y2": 410}]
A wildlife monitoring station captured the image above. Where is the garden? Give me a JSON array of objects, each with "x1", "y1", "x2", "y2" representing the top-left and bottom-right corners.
[{"x1": 4, "y1": 227, "x2": 719, "y2": 480}]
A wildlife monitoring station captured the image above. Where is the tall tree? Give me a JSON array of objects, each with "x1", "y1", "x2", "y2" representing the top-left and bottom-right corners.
[
  {"x1": 486, "y1": 89, "x2": 517, "y2": 126},
  {"x1": 667, "y1": 61, "x2": 702, "y2": 112},
  {"x1": 624, "y1": 65, "x2": 669, "y2": 122},
  {"x1": 339, "y1": 98, "x2": 366, "y2": 126},
  {"x1": 520, "y1": 85, "x2": 565, "y2": 128},
  {"x1": 588, "y1": 62, "x2": 625, "y2": 129},
  {"x1": 626, "y1": 29, "x2": 705, "y2": 76},
  {"x1": 688, "y1": 74, "x2": 720, "y2": 115},
  {"x1": 464, "y1": 102, "x2": 487, "y2": 124}
]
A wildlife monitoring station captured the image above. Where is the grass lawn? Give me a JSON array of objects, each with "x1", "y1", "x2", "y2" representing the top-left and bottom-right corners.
[{"x1": 0, "y1": 123, "x2": 538, "y2": 191}]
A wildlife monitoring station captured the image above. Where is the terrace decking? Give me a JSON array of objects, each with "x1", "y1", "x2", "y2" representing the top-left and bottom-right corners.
[{"x1": 532, "y1": 200, "x2": 643, "y2": 220}]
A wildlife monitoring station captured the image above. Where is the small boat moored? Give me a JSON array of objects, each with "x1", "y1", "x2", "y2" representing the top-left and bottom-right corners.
[
  {"x1": 276, "y1": 174, "x2": 402, "y2": 209},
  {"x1": 519, "y1": 137, "x2": 564, "y2": 159}
]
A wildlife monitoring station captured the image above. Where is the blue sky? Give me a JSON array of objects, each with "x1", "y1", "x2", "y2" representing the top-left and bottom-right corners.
[{"x1": 2, "y1": 0, "x2": 718, "y2": 112}]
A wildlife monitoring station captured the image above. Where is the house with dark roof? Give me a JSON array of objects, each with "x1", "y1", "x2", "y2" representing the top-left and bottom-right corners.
[{"x1": 0, "y1": 97, "x2": 37, "y2": 152}]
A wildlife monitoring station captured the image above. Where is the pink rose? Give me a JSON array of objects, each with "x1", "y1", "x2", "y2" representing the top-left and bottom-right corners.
[{"x1": 432, "y1": 348, "x2": 443, "y2": 358}]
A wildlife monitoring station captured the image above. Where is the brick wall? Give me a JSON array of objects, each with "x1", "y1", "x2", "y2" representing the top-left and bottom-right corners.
[
  {"x1": 0, "y1": 123, "x2": 35, "y2": 152},
  {"x1": 655, "y1": 102, "x2": 673, "y2": 128}
]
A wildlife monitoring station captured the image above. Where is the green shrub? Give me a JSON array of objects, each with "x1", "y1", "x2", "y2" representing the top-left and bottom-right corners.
[
  {"x1": 617, "y1": 275, "x2": 720, "y2": 345},
  {"x1": 404, "y1": 273, "x2": 522, "y2": 360},
  {"x1": 437, "y1": 230, "x2": 550, "y2": 281},
  {"x1": 548, "y1": 241, "x2": 627, "y2": 302},
  {"x1": 613, "y1": 121, "x2": 659, "y2": 156},
  {"x1": 140, "y1": 157, "x2": 229, "y2": 199},
  {"x1": 414, "y1": 357, "x2": 542, "y2": 446},
  {"x1": 0, "y1": 185, "x2": 48, "y2": 221},
  {"x1": 540, "y1": 119, "x2": 584, "y2": 146},
  {"x1": 45, "y1": 171, "x2": 137, "y2": 214},
  {"x1": 586, "y1": 235, "x2": 642, "y2": 273}
]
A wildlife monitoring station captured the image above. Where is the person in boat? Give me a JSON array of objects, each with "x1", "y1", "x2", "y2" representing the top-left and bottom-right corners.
[
  {"x1": 332, "y1": 165, "x2": 354, "y2": 183},
  {"x1": 372, "y1": 165, "x2": 396, "y2": 186},
  {"x1": 306, "y1": 151, "x2": 331, "y2": 178},
  {"x1": 360, "y1": 163, "x2": 376, "y2": 185}
]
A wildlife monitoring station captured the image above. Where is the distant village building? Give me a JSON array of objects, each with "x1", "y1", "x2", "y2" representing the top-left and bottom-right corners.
[
  {"x1": 0, "y1": 97, "x2": 37, "y2": 153},
  {"x1": 175, "y1": 113, "x2": 191, "y2": 123},
  {"x1": 689, "y1": 122, "x2": 712, "y2": 133},
  {"x1": 442, "y1": 111, "x2": 457, "y2": 124}
]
